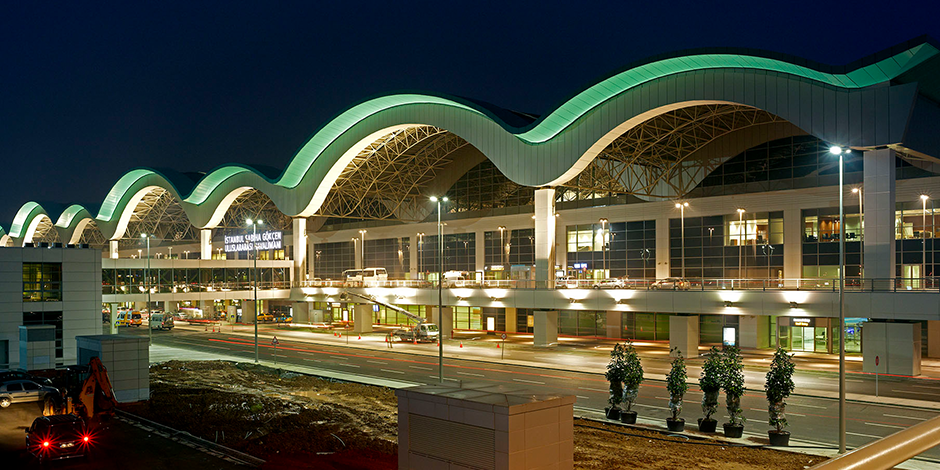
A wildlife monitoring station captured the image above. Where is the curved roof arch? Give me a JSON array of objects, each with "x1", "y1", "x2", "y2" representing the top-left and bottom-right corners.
[{"x1": 3, "y1": 38, "x2": 939, "y2": 243}]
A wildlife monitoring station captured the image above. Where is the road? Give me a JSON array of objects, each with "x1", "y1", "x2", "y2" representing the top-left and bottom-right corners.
[{"x1": 136, "y1": 325, "x2": 940, "y2": 464}]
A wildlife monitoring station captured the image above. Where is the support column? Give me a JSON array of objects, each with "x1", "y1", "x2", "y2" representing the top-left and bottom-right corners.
[
  {"x1": 656, "y1": 213, "x2": 670, "y2": 279},
  {"x1": 353, "y1": 304, "x2": 373, "y2": 334},
  {"x1": 109, "y1": 302, "x2": 120, "y2": 334},
  {"x1": 929, "y1": 321, "x2": 940, "y2": 358},
  {"x1": 200, "y1": 300, "x2": 216, "y2": 319},
  {"x1": 474, "y1": 230, "x2": 486, "y2": 274},
  {"x1": 863, "y1": 149, "x2": 896, "y2": 281},
  {"x1": 163, "y1": 301, "x2": 178, "y2": 313},
  {"x1": 293, "y1": 218, "x2": 307, "y2": 283},
  {"x1": 605, "y1": 311, "x2": 622, "y2": 339},
  {"x1": 783, "y1": 208, "x2": 802, "y2": 285},
  {"x1": 669, "y1": 315, "x2": 699, "y2": 358},
  {"x1": 242, "y1": 300, "x2": 255, "y2": 323},
  {"x1": 863, "y1": 321, "x2": 921, "y2": 376},
  {"x1": 504, "y1": 308, "x2": 518, "y2": 334},
  {"x1": 533, "y1": 310, "x2": 558, "y2": 347},
  {"x1": 354, "y1": 239, "x2": 362, "y2": 269},
  {"x1": 738, "y1": 315, "x2": 765, "y2": 349},
  {"x1": 292, "y1": 301, "x2": 310, "y2": 324},
  {"x1": 432, "y1": 306, "x2": 453, "y2": 339},
  {"x1": 109, "y1": 240, "x2": 119, "y2": 259},
  {"x1": 534, "y1": 188, "x2": 556, "y2": 288},
  {"x1": 200, "y1": 229, "x2": 213, "y2": 260}
]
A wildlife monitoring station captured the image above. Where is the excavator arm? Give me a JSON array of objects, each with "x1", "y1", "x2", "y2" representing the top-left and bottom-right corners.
[
  {"x1": 339, "y1": 291, "x2": 426, "y2": 327},
  {"x1": 76, "y1": 357, "x2": 118, "y2": 425}
]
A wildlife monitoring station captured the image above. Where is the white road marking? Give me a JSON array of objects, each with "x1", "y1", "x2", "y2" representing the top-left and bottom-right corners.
[
  {"x1": 749, "y1": 408, "x2": 767, "y2": 412},
  {"x1": 380, "y1": 369, "x2": 405, "y2": 375},
  {"x1": 788, "y1": 403, "x2": 826, "y2": 409},
  {"x1": 893, "y1": 390, "x2": 940, "y2": 396},
  {"x1": 911, "y1": 384, "x2": 940, "y2": 390},
  {"x1": 428, "y1": 376, "x2": 460, "y2": 382},
  {"x1": 788, "y1": 412, "x2": 806, "y2": 417},
  {"x1": 865, "y1": 422, "x2": 906, "y2": 430},
  {"x1": 305, "y1": 359, "x2": 322, "y2": 363},
  {"x1": 336, "y1": 363, "x2": 360, "y2": 368},
  {"x1": 846, "y1": 431, "x2": 882, "y2": 439},
  {"x1": 576, "y1": 395, "x2": 589, "y2": 400},
  {"x1": 409, "y1": 365, "x2": 433, "y2": 371},
  {"x1": 578, "y1": 387, "x2": 608, "y2": 393},
  {"x1": 883, "y1": 414, "x2": 928, "y2": 421},
  {"x1": 633, "y1": 403, "x2": 667, "y2": 410},
  {"x1": 513, "y1": 378, "x2": 545, "y2": 385},
  {"x1": 845, "y1": 379, "x2": 864, "y2": 383},
  {"x1": 329, "y1": 356, "x2": 348, "y2": 360},
  {"x1": 457, "y1": 371, "x2": 485, "y2": 377},
  {"x1": 367, "y1": 360, "x2": 388, "y2": 365}
]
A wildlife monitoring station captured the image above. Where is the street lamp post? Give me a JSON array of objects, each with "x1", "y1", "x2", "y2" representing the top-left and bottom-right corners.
[
  {"x1": 430, "y1": 196, "x2": 448, "y2": 383},
  {"x1": 497, "y1": 226, "x2": 506, "y2": 269},
  {"x1": 140, "y1": 234, "x2": 154, "y2": 346},
  {"x1": 417, "y1": 233, "x2": 424, "y2": 277},
  {"x1": 314, "y1": 250, "x2": 321, "y2": 279},
  {"x1": 247, "y1": 218, "x2": 263, "y2": 363},
  {"x1": 922, "y1": 195, "x2": 930, "y2": 286},
  {"x1": 829, "y1": 145, "x2": 850, "y2": 454},
  {"x1": 675, "y1": 202, "x2": 689, "y2": 279}
]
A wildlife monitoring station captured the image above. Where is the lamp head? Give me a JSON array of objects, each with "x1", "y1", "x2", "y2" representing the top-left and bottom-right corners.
[
  {"x1": 852, "y1": 188, "x2": 859, "y2": 194},
  {"x1": 675, "y1": 203, "x2": 681, "y2": 209},
  {"x1": 829, "y1": 146, "x2": 842, "y2": 155},
  {"x1": 736, "y1": 208, "x2": 745, "y2": 214},
  {"x1": 921, "y1": 194, "x2": 929, "y2": 201}
]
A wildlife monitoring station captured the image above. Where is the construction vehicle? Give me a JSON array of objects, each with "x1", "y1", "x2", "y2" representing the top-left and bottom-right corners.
[
  {"x1": 339, "y1": 291, "x2": 440, "y2": 343},
  {"x1": 42, "y1": 357, "x2": 118, "y2": 430}
]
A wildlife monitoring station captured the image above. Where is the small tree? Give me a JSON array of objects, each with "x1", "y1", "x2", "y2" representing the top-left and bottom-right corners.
[
  {"x1": 765, "y1": 348, "x2": 796, "y2": 433},
  {"x1": 604, "y1": 343, "x2": 628, "y2": 411},
  {"x1": 722, "y1": 345, "x2": 746, "y2": 427},
  {"x1": 699, "y1": 346, "x2": 722, "y2": 421},
  {"x1": 666, "y1": 348, "x2": 688, "y2": 420},
  {"x1": 621, "y1": 341, "x2": 644, "y2": 412}
]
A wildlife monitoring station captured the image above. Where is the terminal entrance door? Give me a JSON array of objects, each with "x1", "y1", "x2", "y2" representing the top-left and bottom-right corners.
[{"x1": 778, "y1": 317, "x2": 830, "y2": 353}]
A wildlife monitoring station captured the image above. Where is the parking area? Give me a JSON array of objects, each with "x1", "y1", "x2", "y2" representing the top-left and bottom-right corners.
[{"x1": 0, "y1": 402, "x2": 250, "y2": 469}]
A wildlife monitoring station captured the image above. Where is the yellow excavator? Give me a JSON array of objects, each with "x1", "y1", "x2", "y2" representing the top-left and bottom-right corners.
[{"x1": 44, "y1": 357, "x2": 118, "y2": 429}]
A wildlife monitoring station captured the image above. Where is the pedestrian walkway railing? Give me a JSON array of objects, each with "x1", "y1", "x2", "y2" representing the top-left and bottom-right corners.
[
  {"x1": 294, "y1": 277, "x2": 940, "y2": 292},
  {"x1": 809, "y1": 414, "x2": 940, "y2": 470}
]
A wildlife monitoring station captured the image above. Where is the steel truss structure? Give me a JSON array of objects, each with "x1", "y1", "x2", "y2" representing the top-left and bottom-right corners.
[
  {"x1": 31, "y1": 217, "x2": 61, "y2": 245},
  {"x1": 119, "y1": 187, "x2": 201, "y2": 248},
  {"x1": 318, "y1": 126, "x2": 468, "y2": 222},
  {"x1": 559, "y1": 104, "x2": 783, "y2": 201},
  {"x1": 216, "y1": 189, "x2": 292, "y2": 232}
]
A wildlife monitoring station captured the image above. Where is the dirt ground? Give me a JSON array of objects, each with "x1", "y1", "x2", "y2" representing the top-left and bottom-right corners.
[{"x1": 124, "y1": 361, "x2": 825, "y2": 470}]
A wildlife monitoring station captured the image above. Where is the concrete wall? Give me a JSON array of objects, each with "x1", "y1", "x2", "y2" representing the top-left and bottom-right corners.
[
  {"x1": 534, "y1": 311, "x2": 558, "y2": 347},
  {"x1": 862, "y1": 322, "x2": 922, "y2": 376},
  {"x1": 76, "y1": 334, "x2": 149, "y2": 403},
  {"x1": 18, "y1": 325, "x2": 56, "y2": 371},
  {"x1": 669, "y1": 316, "x2": 699, "y2": 358}
]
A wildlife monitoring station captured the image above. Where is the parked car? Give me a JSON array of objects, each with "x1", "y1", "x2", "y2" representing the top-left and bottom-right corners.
[
  {"x1": 257, "y1": 313, "x2": 274, "y2": 322},
  {"x1": 649, "y1": 278, "x2": 691, "y2": 290},
  {"x1": 592, "y1": 278, "x2": 627, "y2": 289},
  {"x1": 116, "y1": 312, "x2": 143, "y2": 327},
  {"x1": 554, "y1": 276, "x2": 580, "y2": 289},
  {"x1": 274, "y1": 315, "x2": 292, "y2": 323},
  {"x1": 0, "y1": 380, "x2": 60, "y2": 408},
  {"x1": 25, "y1": 414, "x2": 92, "y2": 463},
  {"x1": 149, "y1": 313, "x2": 174, "y2": 330},
  {"x1": 0, "y1": 370, "x2": 52, "y2": 386}
]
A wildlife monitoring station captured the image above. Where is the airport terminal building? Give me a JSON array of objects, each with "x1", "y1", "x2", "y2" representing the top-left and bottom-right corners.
[{"x1": 3, "y1": 38, "x2": 940, "y2": 374}]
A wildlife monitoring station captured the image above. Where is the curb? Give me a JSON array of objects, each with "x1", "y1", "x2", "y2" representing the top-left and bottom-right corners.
[{"x1": 115, "y1": 409, "x2": 267, "y2": 467}]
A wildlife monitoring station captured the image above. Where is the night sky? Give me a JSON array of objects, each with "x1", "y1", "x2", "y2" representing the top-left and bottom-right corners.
[{"x1": 2, "y1": 1, "x2": 938, "y2": 226}]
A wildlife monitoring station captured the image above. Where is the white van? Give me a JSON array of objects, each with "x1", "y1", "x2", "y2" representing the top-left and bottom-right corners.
[{"x1": 343, "y1": 268, "x2": 388, "y2": 286}]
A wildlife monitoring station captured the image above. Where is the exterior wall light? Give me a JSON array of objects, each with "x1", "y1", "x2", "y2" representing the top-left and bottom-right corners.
[
  {"x1": 569, "y1": 298, "x2": 580, "y2": 303},
  {"x1": 723, "y1": 300, "x2": 734, "y2": 307},
  {"x1": 789, "y1": 301, "x2": 799, "y2": 308}
]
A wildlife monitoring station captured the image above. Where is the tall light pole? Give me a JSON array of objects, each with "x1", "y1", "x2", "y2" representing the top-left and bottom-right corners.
[
  {"x1": 829, "y1": 145, "x2": 849, "y2": 454},
  {"x1": 315, "y1": 250, "x2": 321, "y2": 279},
  {"x1": 737, "y1": 208, "x2": 745, "y2": 279},
  {"x1": 358, "y1": 229, "x2": 367, "y2": 269},
  {"x1": 140, "y1": 233, "x2": 154, "y2": 345},
  {"x1": 599, "y1": 218, "x2": 608, "y2": 279},
  {"x1": 497, "y1": 226, "x2": 506, "y2": 269},
  {"x1": 247, "y1": 218, "x2": 263, "y2": 363},
  {"x1": 417, "y1": 233, "x2": 424, "y2": 277},
  {"x1": 430, "y1": 196, "x2": 448, "y2": 383},
  {"x1": 675, "y1": 202, "x2": 689, "y2": 279},
  {"x1": 853, "y1": 187, "x2": 863, "y2": 277}
]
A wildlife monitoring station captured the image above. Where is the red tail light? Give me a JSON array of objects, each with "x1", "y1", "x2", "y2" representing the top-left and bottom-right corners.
[
  {"x1": 43, "y1": 441, "x2": 50, "y2": 447},
  {"x1": 83, "y1": 436, "x2": 89, "y2": 442}
]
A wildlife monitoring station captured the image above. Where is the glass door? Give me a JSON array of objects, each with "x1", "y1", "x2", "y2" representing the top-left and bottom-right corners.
[{"x1": 814, "y1": 327, "x2": 828, "y2": 353}]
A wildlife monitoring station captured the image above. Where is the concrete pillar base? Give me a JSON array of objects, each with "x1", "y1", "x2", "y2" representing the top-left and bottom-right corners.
[
  {"x1": 353, "y1": 304, "x2": 373, "y2": 333},
  {"x1": 863, "y1": 322, "x2": 922, "y2": 376},
  {"x1": 669, "y1": 316, "x2": 699, "y2": 358},
  {"x1": 293, "y1": 301, "x2": 310, "y2": 324},
  {"x1": 505, "y1": 307, "x2": 518, "y2": 334},
  {"x1": 605, "y1": 311, "x2": 622, "y2": 339},
  {"x1": 534, "y1": 311, "x2": 558, "y2": 347},
  {"x1": 432, "y1": 307, "x2": 453, "y2": 339}
]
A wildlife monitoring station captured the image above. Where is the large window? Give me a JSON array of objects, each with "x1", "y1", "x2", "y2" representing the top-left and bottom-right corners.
[
  {"x1": 363, "y1": 237, "x2": 410, "y2": 278},
  {"x1": 727, "y1": 213, "x2": 783, "y2": 246},
  {"x1": 23, "y1": 263, "x2": 62, "y2": 302},
  {"x1": 671, "y1": 213, "x2": 783, "y2": 279},
  {"x1": 566, "y1": 221, "x2": 656, "y2": 279}
]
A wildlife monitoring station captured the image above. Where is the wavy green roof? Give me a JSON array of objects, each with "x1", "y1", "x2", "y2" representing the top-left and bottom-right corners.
[{"x1": 4, "y1": 39, "x2": 938, "y2": 243}]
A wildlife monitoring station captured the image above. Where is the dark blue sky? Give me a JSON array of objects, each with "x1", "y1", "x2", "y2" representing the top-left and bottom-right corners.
[{"x1": 1, "y1": 0, "x2": 938, "y2": 225}]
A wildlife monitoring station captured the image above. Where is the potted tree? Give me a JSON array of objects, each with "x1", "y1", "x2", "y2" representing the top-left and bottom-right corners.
[
  {"x1": 666, "y1": 348, "x2": 688, "y2": 432},
  {"x1": 765, "y1": 347, "x2": 796, "y2": 446},
  {"x1": 698, "y1": 346, "x2": 722, "y2": 433},
  {"x1": 620, "y1": 341, "x2": 644, "y2": 424},
  {"x1": 722, "y1": 345, "x2": 746, "y2": 438},
  {"x1": 604, "y1": 343, "x2": 628, "y2": 420}
]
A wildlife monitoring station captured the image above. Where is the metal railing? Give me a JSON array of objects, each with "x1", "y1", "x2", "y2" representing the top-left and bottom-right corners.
[
  {"x1": 103, "y1": 281, "x2": 292, "y2": 295},
  {"x1": 294, "y1": 277, "x2": 940, "y2": 292},
  {"x1": 810, "y1": 413, "x2": 940, "y2": 470}
]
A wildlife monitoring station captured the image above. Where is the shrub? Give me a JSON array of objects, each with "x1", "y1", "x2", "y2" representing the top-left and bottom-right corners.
[
  {"x1": 721, "y1": 345, "x2": 746, "y2": 426},
  {"x1": 604, "y1": 343, "x2": 628, "y2": 410},
  {"x1": 699, "y1": 346, "x2": 722, "y2": 421},
  {"x1": 621, "y1": 341, "x2": 644, "y2": 412},
  {"x1": 765, "y1": 348, "x2": 796, "y2": 433},
  {"x1": 666, "y1": 348, "x2": 688, "y2": 420}
]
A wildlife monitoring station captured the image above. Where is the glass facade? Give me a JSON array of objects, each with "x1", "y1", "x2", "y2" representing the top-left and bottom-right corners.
[
  {"x1": 363, "y1": 237, "x2": 410, "y2": 278},
  {"x1": 419, "y1": 233, "x2": 476, "y2": 274},
  {"x1": 484, "y1": 229, "x2": 534, "y2": 276},
  {"x1": 566, "y1": 221, "x2": 656, "y2": 279},
  {"x1": 102, "y1": 267, "x2": 288, "y2": 294},
  {"x1": 802, "y1": 207, "x2": 862, "y2": 278},
  {"x1": 312, "y1": 241, "x2": 356, "y2": 279},
  {"x1": 670, "y1": 213, "x2": 784, "y2": 279}
]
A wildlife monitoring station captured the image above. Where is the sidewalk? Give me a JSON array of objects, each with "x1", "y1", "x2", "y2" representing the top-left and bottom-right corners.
[{"x1": 188, "y1": 323, "x2": 940, "y2": 411}]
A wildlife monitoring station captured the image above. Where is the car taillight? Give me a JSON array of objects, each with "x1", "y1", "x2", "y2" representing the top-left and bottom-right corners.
[
  {"x1": 83, "y1": 436, "x2": 89, "y2": 442},
  {"x1": 43, "y1": 441, "x2": 50, "y2": 447}
]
